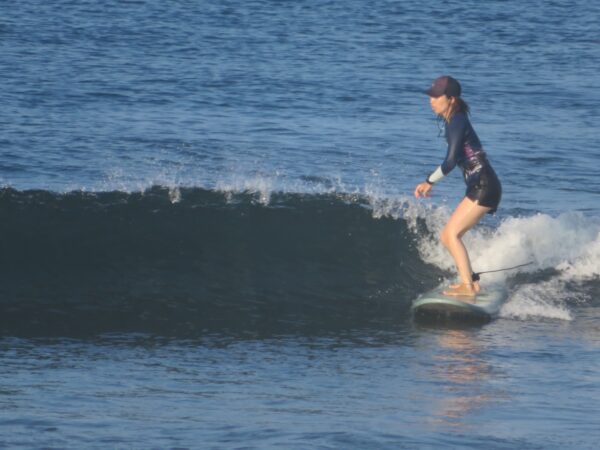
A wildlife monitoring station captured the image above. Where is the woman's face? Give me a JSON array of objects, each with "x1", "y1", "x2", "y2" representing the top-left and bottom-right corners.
[{"x1": 429, "y1": 95, "x2": 451, "y2": 115}]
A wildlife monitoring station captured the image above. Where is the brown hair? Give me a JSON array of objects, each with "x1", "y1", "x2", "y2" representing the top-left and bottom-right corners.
[{"x1": 443, "y1": 96, "x2": 470, "y2": 122}]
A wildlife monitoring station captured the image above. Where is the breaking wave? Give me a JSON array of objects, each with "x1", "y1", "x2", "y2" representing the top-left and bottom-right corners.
[{"x1": 0, "y1": 186, "x2": 598, "y2": 336}]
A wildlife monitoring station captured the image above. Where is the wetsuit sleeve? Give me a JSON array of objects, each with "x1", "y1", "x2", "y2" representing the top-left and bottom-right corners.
[
  {"x1": 440, "y1": 114, "x2": 467, "y2": 175},
  {"x1": 426, "y1": 114, "x2": 467, "y2": 184}
]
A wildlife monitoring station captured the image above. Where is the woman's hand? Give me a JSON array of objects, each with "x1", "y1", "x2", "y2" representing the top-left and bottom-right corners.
[{"x1": 414, "y1": 182, "x2": 432, "y2": 198}]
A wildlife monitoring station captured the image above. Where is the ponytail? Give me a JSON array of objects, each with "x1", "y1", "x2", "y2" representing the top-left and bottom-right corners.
[{"x1": 444, "y1": 96, "x2": 470, "y2": 122}]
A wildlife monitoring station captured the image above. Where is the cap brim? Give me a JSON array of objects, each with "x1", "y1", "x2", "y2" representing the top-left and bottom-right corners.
[{"x1": 425, "y1": 88, "x2": 442, "y2": 97}]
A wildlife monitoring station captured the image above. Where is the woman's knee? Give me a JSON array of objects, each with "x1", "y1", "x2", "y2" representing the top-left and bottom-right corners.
[{"x1": 440, "y1": 227, "x2": 457, "y2": 248}]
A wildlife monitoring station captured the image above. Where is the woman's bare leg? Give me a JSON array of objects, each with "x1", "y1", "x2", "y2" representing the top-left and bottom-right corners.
[{"x1": 440, "y1": 197, "x2": 491, "y2": 295}]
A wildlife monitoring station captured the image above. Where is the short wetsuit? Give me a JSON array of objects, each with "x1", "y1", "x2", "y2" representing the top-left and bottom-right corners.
[{"x1": 426, "y1": 112, "x2": 501, "y2": 214}]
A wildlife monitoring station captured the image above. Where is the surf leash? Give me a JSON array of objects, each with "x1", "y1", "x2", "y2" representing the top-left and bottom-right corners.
[{"x1": 472, "y1": 261, "x2": 534, "y2": 281}]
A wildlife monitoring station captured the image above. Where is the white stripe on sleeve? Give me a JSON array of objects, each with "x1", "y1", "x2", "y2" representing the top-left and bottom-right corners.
[{"x1": 427, "y1": 166, "x2": 445, "y2": 184}]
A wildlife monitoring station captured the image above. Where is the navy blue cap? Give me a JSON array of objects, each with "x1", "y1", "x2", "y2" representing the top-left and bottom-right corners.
[{"x1": 425, "y1": 76, "x2": 462, "y2": 97}]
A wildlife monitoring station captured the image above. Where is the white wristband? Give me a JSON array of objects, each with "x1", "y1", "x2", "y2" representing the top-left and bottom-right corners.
[{"x1": 427, "y1": 166, "x2": 445, "y2": 184}]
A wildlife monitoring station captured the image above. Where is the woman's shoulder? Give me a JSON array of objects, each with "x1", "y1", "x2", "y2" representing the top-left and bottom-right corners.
[{"x1": 447, "y1": 112, "x2": 470, "y2": 130}]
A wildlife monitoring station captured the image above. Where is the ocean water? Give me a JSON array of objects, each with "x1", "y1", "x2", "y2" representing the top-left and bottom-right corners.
[{"x1": 1, "y1": 0, "x2": 600, "y2": 448}]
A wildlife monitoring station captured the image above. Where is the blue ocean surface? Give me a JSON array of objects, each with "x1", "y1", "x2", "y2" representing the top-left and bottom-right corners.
[{"x1": 1, "y1": 0, "x2": 600, "y2": 448}]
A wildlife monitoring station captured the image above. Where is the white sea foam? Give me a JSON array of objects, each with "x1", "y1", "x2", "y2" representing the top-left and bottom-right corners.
[
  {"x1": 391, "y1": 200, "x2": 600, "y2": 321},
  {"x1": 168, "y1": 187, "x2": 181, "y2": 204},
  {"x1": 497, "y1": 225, "x2": 600, "y2": 321},
  {"x1": 556, "y1": 229, "x2": 600, "y2": 281},
  {"x1": 216, "y1": 175, "x2": 275, "y2": 205},
  {"x1": 500, "y1": 281, "x2": 574, "y2": 321}
]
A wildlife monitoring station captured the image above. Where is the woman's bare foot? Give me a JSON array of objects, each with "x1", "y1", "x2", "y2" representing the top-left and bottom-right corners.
[
  {"x1": 449, "y1": 281, "x2": 481, "y2": 293},
  {"x1": 443, "y1": 283, "x2": 477, "y2": 300}
]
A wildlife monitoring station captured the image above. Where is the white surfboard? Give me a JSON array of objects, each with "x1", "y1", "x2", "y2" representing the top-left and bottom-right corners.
[{"x1": 412, "y1": 284, "x2": 508, "y2": 322}]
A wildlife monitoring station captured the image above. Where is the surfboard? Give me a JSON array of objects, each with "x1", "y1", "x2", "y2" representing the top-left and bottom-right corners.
[{"x1": 412, "y1": 284, "x2": 508, "y2": 322}]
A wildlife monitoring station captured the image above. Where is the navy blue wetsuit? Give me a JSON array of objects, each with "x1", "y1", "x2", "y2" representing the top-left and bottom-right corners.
[{"x1": 427, "y1": 112, "x2": 502, "y2": 213}]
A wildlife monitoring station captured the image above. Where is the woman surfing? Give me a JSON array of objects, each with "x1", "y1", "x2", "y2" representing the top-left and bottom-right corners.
[{"x1": 414, "y1": 76, "x2": 502, "y2": 298}]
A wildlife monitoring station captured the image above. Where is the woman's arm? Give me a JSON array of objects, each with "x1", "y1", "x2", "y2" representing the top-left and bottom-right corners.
[{"x1": 425, "y1": 114, "x2": 467, "y2": 184}]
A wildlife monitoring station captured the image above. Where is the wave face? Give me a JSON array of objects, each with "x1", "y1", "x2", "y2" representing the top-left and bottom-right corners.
[
  {"x1": 2, "y1": 186, "x2": 599, "y2": 336},
  {"x1": 0, "y1": 187, "x2": 439, "y2": 336}
]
